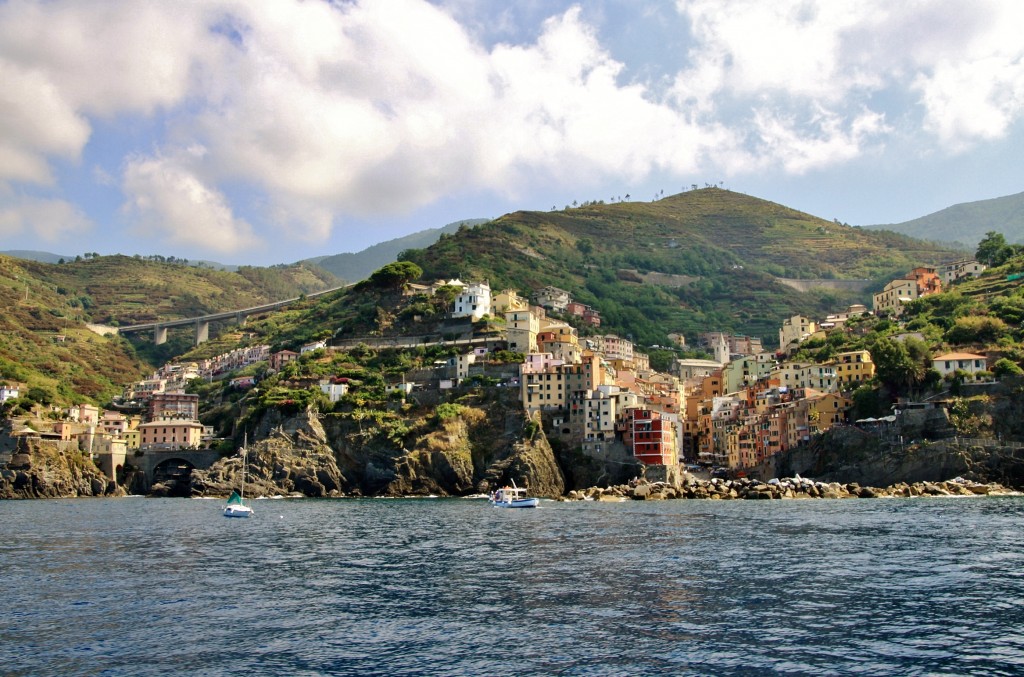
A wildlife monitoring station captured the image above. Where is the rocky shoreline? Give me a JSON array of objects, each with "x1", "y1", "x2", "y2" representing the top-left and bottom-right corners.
[{"x1": 564, "y1": 475, "x2": 1019, "y2": 502}]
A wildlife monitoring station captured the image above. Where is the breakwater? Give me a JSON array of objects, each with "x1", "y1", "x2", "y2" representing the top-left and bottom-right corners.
[{"x1": 565, "y1": 475, "x2": 1017, "y2": 501}]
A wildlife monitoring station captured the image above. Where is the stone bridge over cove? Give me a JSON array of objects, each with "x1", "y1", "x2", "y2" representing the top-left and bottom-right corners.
[
  {"x1": 115, "y1": 284, "x2": 348, "y2": 346},
  {"x1": 133, "y1": 449, "x2": 223, "y2": 487}
]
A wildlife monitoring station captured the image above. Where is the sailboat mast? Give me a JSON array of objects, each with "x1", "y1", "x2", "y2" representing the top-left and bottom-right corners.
[{"x1": 241, "y1": 432, "x2": 247, "y2": 501}]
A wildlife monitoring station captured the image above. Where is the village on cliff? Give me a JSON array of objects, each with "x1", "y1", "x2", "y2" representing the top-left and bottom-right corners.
[{"x1": 3, "y1": 254, "x2": 1007, "y2": 498}]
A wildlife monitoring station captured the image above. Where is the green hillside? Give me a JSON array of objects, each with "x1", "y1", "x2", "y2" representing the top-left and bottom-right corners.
[
  {"x1": 0, "y1": 254, "x2": 339, "y2": 406},
  {"x1": 0, "y1": 255, "x2": 145, "y2": 404},
  {"x1": 20, "y1": 255, "x2": 338, "y2": 325},
  {"x1": 397, "y1": 188, "x2": 964, "y2": 345}
]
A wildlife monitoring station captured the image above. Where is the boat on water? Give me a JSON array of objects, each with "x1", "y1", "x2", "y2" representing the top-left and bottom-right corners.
[
  {"x1": 223, "y1": 438, "x2": 254, "y2": 518},
  {"x1": 489, "y1": 484, "x2": 539, "y2": 508}
]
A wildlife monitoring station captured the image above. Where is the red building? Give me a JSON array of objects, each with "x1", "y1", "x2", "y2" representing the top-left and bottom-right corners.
[{"x1": 627, "y1": 409, "x2": 678, "y2": 466}]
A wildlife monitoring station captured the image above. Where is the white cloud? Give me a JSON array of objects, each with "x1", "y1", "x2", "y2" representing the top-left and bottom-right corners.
[
  {"x1": 0, "y1": 61, "x2": 90, "y2": 184},
  {"x1": 2, "y1": 0, "x2": 1023, "y2": 255},
  {"x1": 753, "y1": 107, "x2": 890, "y2": 175},
  {"x1": 0, "y1": 194, "x2": 92, "y2": 242},
  {"x1": 121, "y1": 150, "x2": 259, "y2": 254},
  {"x1": 673, "y1": 0, "x2": 1024, "y2": 155}
]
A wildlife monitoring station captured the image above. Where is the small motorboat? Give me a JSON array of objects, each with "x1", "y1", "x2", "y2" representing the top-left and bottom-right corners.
[{"x1": 489, "y1": 483, "x2": 539, "y2": 508}]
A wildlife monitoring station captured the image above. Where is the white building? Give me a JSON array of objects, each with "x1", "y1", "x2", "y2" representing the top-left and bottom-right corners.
[
  {"x1": 937, "y1": 259, "x2": 986, "y2": 285},
  {"x1": 452, "y1": 281, "x2": 492, "y2": 320},
  {"x1": 932, "y1": 352, "x2": 988, "y2": 379},
  {"x1": 300, "y1": 339, "x2": 328, "y2": 354},
  {"x1": 319, "y1": 379, "x2": 350, "y2": 402},
  {"x1": 536, "y1": 286, "x2": 571, "y2": 313},
  {"x1": 0, "y1": 383, "x2": 20, "y2": 403}
]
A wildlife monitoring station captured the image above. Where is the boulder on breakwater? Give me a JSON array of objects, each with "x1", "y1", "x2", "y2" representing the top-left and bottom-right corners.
[{"x1": 563, "y1": 475, "x2": 1018, "y2": 502}]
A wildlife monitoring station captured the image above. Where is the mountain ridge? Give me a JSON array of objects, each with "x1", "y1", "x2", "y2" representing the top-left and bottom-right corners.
[
  {"x1": 865, "y1": 190, "x2": 1024, "y2": 247},
  {"x1": 306, "y1": 218, "x2": 488, "y2": 282}
]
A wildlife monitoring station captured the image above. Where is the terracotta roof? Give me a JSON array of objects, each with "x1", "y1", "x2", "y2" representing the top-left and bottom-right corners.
[{"x1": 933, "y1": 352, "x2": 986, "y2": 360}]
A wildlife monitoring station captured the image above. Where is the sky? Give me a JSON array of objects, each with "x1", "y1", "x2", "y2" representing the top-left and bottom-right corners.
[{"x1": 1, "y1": 0, "x2": 1023, "y2": 266}]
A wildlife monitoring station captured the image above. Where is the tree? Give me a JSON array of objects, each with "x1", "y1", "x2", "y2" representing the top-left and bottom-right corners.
[
  {"x1": 976, "y1": 231, "x2": 1012, "y2": 266},
  {"x1": 871, "y1": 338, "x2": 922, "y2": 396},
  {"x1": 993, "y1": 358, "x2": 1024, "y2": 378},
  {"x1": 367, "y1": 261, "x2": 423, "y2": 289},
  {"x1": 945, "y1": 315, "x2": 1009, "y2": 345},
  {"x1": 851, "y1": 384, "x2": 885, "y2": 419}
]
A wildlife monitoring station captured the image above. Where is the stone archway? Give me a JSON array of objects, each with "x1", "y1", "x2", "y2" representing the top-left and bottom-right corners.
[{"x1": 151, "y1": 457, "x2": 197, "y2": 497}]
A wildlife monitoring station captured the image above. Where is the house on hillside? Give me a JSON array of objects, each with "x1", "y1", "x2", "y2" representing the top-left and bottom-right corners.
[
  {"x1": 451, "y1": 281, "x2": 491, "y2": 320},
  {"x1": 67, "y1": 404, "x2": 100, "y2": 425},
  {"x1": 300, "y1": 339, "x2": 327, "y2": 354},
  {"x1": 0, "y1": 383, "x2": 21, "y2": 403},
  {"x1": 827, "y1": 350, "x2": 875, "y2": 387},
  {"x1": 269, "y1": 349, "x2": 298, "y2": 371},
  {"x1": 148, "y1": 392, "x2": 200, "y2": 421},
  {"x1": 505, "y1": 308, "x2": 540, "y2": 353},
  {"x1": 873, "y1": 267, "x2": 942, "y2": 316},
  {"x1": 932, "y1": 352, "x2": 989, "y2": 380},
  {"x1": 778, "y1": 315, "x2": 816, "y2": 354},
  {"x1": 319, "y1": 378, "x2": 350, "y2": 402},
  {"x1": 937, "y1": 259, "x2": 986, "y2": 285},
  {"x1": 492, "y1": 289, "x2": 529, "y2": 314},
  {"x1": 536, "y1": 286, "x2": 571, "y2": 313}
]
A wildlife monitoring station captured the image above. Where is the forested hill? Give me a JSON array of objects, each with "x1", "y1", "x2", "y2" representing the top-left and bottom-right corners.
[
  {"x1": 866, "y1": 190, "x2": 1024, "y2": 247},
  {"x1": 398, "y1": 188, "x2": 965, "y2": 344}
]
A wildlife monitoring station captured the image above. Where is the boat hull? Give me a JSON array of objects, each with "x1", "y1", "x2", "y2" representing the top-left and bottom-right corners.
[
  {"x1": 223, "y1": 505, "x2": 254, "y2": 518},
  {"x1": 490, "y1": 498, "x2": 539, "y2": 508}
]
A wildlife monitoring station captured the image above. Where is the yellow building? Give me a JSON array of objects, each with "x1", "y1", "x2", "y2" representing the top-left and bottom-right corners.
[
  {"x1": 828, "y1": 350, "x2": 875, "y2": 387},
  {"x1": 138, "y1": 419, "x2": 204, "y2": 450}
]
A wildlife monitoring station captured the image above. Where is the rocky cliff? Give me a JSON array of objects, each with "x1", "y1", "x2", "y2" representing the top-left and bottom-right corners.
[
  {"x1": 766, "y1": 426, "x2": 1024, "y2": 489},
  {"x1": 190, "y1": 409, "x2": 345, "y2": 498},
  {"x1": 0, "y1": 437, "x2": 124, "y2": 499},
  {"x1": 190, "y1": 387, "x2": 565, "y2": 498}
]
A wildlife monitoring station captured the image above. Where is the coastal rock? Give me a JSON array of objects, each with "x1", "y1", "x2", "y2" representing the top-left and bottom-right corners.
[
  {"x1": 193, "y1": 388, "x2": 566, "y2": 500},
  {"x1": 0, "y1": 436, "x2": 125, "y2": 499},
  {"x1": 564, "y1": 475, "x2": 1016, "y2": 503},
  {"x1": 191, "y1": 410, "x2": 345, "y2": 499}
]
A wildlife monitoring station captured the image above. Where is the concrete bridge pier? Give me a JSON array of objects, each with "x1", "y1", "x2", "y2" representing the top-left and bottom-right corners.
[
  {"x1": 154, "y1": 325, "x2": 168, "y2": 345},
  {"x1": 235, "y1": 311, "x2": 246, "y2": 326},
  {"x1": 195, "y1": 320, "x2": 210, "y2": 345}
]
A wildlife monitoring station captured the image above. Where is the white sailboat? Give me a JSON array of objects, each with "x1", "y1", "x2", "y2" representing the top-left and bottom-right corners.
[{"x1": 223, "y1": 435, "x2": 254, "y2": 518}]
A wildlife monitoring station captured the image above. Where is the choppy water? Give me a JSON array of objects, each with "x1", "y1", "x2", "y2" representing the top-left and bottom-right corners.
[{"x1": 2, "y1": 495, "x2": 1023, "y2": 676}]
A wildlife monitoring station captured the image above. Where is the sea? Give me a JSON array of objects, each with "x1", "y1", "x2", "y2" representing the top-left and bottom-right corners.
[{"x1": 2, "y1": 495, "x2": 1023, "y2": 676}]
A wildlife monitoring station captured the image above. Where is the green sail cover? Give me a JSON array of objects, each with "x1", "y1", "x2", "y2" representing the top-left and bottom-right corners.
[{"x1": 226, "y1": 490, "x2": 244, "y2": 505}]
